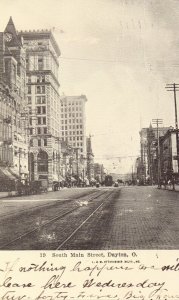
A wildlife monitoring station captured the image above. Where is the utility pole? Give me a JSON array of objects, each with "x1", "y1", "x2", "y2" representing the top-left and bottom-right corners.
[
  {"x1": 165, "y1": 83, "x2": 179, "y2": 175},
  {"x1": 152, "y1": 118, "x2": 163, "y2": 187}
]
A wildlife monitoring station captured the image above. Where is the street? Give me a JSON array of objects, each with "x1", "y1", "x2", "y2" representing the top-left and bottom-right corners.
[{"x1": 0, "y1": 186, "x2": 178, "y2": 250}]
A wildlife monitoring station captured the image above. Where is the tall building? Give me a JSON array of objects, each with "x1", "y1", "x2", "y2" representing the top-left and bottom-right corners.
[
  {"x1": 18, "y1": 28, "x2": 61, "y2": 187},
  {"x1": 0, "y1": 17, "x2": 28, "y2": 188},
  {"x1": 60, "y1": 95, "x2": 87, "y2": 155},
  {"x1": 139, "y1": 124, "x2": 170, "y2": 183}
]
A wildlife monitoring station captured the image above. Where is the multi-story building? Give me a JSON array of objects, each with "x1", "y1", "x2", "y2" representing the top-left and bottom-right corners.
[
  {"x1": 18, "y1": 28, "x2": 61, "y2": 188},
  {"x1": 94, "y1": 163, "x2": 105, "y2": 183},
  {"x1": 160, "y1": 128, "x2": 179, "y2": 178},
  {"x1": 139, "y1": 124, "x2": 169, "y2": 183},
  {"x1": 0, "y1": 17, "x2": 28, "y2": 189},
  {"x1": 60, "y1": 95, "x2": 87, "y2": 154},
  {"x1": 60, "y1": 95, "x2": 87, "y2": 182}
]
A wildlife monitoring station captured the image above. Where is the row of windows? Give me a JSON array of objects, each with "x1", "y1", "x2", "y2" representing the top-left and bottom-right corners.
[
  {"x1": 27, "y1": 75, "x2": 46, "y2": 84},
  {"x1": 37, "y1": 106, "x2": 46, "y2": 115},
  {"x1": 61, "y1": 107, "x2": 82, "y2": 112},
  {"x1": 27, "y1": 86, "x2": 45, "y2": 94},
  {"x1": 26, "y1": 57, "x2": 44, "y2": 71},
  {"x1": 61, "y1": 123, "x2": 83, "y2": 130},
  {"x1": 27, "y1": 96, "x2": 46, "y2": 105},
  {"x1": 29, "y1": 117, "x2": 46, "y2": 126},
  {"x1": 65, "y1": 136, "x2": 83, "y2": 141},
  {"x1": 37, "y1": 117, "x2": 46, "y2": 125},
  {"x1": 61, "y1": 113, "x2": 82, "y2": 117},
  {"x1": 61, "y1": 118, "x2": 83, "y2": 124},
  {"x1": 30, "y1": 138, "x2": 47, "y2": 147},
  {"x1": 29, "y1": 127, "x2": 47, "y2": 135},
  {"x1": 61, "y1": 129, "x2": 83, "y2": 135},
  {"x1": 61, "y1": 114, "x2": 83, "y2": 118},
  {"x1": 61, "y1": 101, "x2": 82, "y2": 106}
]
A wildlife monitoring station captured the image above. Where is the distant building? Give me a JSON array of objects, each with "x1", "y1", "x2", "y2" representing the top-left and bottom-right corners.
[
  {"x1": 19, "y1": 27, "x2": 61, "y2": 187},
  {"x1": 60, "y1": 95, "x2": 87, "y2": 154},
  {"x1": 94, "y1": 163, "x2": 105, "y2": 183},
  {"x1": 0, "y1": 17, "x2": 28, "y2": 187}
]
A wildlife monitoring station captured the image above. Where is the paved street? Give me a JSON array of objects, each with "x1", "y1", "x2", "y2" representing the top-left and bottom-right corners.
[{"x1": 0, "y1": 186, "x2": 178, "y2": 250}]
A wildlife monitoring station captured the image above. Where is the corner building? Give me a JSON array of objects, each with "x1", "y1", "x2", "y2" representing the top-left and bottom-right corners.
[
  {"x1": 0, "y1": 17, "x2": 28, "y2": 187},
  {"x1": 19, "y1": 29, "x2": 61, "y2": 187}
]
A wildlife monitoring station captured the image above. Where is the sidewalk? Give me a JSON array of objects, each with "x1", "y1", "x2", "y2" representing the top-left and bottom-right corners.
[
  {"x1": 158, "y1": 183, "x2": 179, "y2": 192},
  {"x1": 0, "y1": 191, "x2": 17, "y2": 199}
]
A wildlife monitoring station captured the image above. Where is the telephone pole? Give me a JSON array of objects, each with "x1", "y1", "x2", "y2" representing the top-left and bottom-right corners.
[
  {"x1": 152, "y1": 118, "x2": 163, "y2": 187},
  {"x1": 165, "y1": 83, "x2": 179, "y2": 174}
]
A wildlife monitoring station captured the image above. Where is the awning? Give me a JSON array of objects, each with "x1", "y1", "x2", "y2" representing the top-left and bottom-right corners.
[
  {"x1": 0, "y1": 167, "x2": 17, "y2": 180},
  {"x1": 9, "y1": 168, "x2": 20, "y2": 178},
  {"x1": 58, "y1": 175, "x2": 65, "y2": 182},
  {"x1": 71, "y1": 177, "x2": 77, "y2": 182}
]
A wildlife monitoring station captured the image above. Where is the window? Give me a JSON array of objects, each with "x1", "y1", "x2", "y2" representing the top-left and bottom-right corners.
[
  {"x1": 27, "y1": 76, "x2": 31, "y2": 83},
  {"x1": 43, "y1": 117, "x2": 46, "y2": 125},
  {"x1": 37, "y1": 128, "x2": 41, "y2": 134},
  {"x1": 27, "y1": 97, "x2": 31, "y2": 104},
  {"x1": 38, "y1": 139, "x2": 41, "y2": 147},
  {"x1": 42, "y1": 86, "x2": 45, "y2": 93},
  {"x1": 29, "y1": 128, "x2": 33, "y2": 135},
  {"x1": 36, "y1": 86, "x2": 45, "y2": 94},
  {"x1": 29, "y1": 118, "x2": 32, "y2": 126},
  {"x1": 44, "y1": 139, "x2": 47, "y2": 146},
  {"x1": 44, "y1": 127, "x2": 47, "y2": 134},
  {"x1": 42, "y1": 106, "x2": 46, "y2": 114},
  {"x1": 37, "y1": 75, "x2": 45, "y2": 83},
  {"x1": 42, "y1": 96, "x2": 46, "y2": 104},
  {"x1": 37, "y1": 117, "x2": 41, "y2": 125},
  {"x1": 27, "y1": 86, "x2": 31, "y2": 94},
  {"x1": 26, "y1": 58, "x2": 29, "y2": 70},
  {"x1": 37, "y1": 106, "x2": 41, "y2": 114},
  {"x1": 38, "y1": 57, "x2": 43, "y2": 70}
]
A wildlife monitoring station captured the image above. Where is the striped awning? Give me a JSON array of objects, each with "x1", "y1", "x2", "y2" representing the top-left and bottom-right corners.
[{"x1": 0, "y1": 167, "x2": 16, "y2": 180}]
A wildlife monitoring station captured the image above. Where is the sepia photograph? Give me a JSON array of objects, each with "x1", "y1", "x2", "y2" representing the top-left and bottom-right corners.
[{"x1": 0, "y1": 0, "x2": 179, "y2": 251}]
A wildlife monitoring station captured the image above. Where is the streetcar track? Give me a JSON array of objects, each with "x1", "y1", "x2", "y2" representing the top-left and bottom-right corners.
[
  {"x1": 56, "y1": 191, "x2": 116, "y2": 249},
  {"x1": 0, "y1": 190, "x2": 108, "y2": 249},
  {"x1": 0, "y1": 189, "x2": 101, "y2": 221}
]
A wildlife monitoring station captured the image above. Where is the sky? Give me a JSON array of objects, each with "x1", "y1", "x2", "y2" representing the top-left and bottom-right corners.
[{"x1": 1, "y1": 0, "x2": 179, "y2": 174}]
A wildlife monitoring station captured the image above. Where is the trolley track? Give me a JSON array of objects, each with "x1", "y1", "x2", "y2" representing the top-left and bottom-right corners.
[
  {"x1": 0, "y1": 189, "x2": 108, "y2": 249},
  {"x1": 0, "y1": 189, "x2": 100, "y2": 221},
  {"x1": 56, "y1": 190, "x2": 118, "y2": 249}
]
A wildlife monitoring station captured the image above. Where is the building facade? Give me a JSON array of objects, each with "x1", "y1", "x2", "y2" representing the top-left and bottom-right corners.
[
  {"x1": 94, "y1": 163, "x2": 105, "y2": 183},
  {"x1": 60, "y1": 95, "x2": 87, "y2": 182},
  {"x1": 19, "y1": 29, "x2": 61, "y2": 187},
  {"x1": 160, "y1": 128, "x2": 179, "y2": 179},
  {"x1": 60, "y1": 95, "x2": 87, "y2": 154},
  {"x1": 0, "y1": 17, "x2": 28, "y2": 189},
  {"x1": 139, "y1": 124, "x2": 170, "y2": 183}
]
